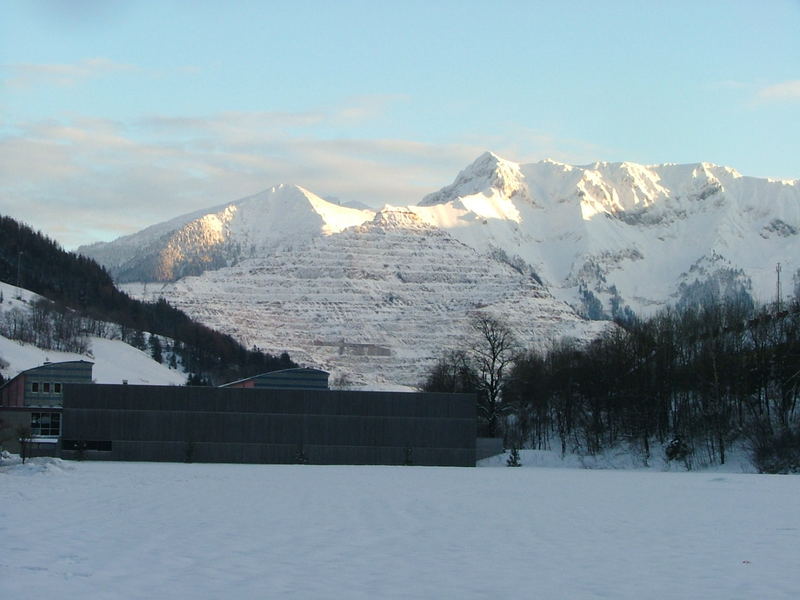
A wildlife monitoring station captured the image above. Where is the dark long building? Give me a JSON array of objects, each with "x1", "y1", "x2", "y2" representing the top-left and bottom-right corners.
[{"x1": 60, "y1": 384, "x2": 477, "y2": 467}]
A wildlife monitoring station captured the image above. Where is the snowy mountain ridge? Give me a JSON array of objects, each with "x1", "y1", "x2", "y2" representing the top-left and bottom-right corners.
[
  {"x1": 78, "y1": 152, "x2": 800, "y2": 386},
  {"x1": 83, "y1": 184, "x2": 375, "y2": 283},
  {"x1": 407, "y1": 153, "x2": 799, "y2": 314}
]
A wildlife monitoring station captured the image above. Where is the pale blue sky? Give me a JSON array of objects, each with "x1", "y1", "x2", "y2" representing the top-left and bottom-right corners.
[{"x1": 1, "y1": 0, "x2": 799, "y2": 248}]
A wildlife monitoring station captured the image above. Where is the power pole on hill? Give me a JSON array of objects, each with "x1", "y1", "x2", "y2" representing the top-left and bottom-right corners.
[{"x1": 776, "y1": 262, "x2": 782, "y2": 309}]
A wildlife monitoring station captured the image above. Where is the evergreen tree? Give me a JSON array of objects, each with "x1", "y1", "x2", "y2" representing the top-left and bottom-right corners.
[
  {"x1": 186, "y1": 373, "x2": 211, "y2": 386},
  {"x1": 506, "y1": 447, "x2": 522, "y2": 467},
  {"x1": 148, "y1": 334, "x2": 163, "y2": 363},
  {"x1": 131, "y1": 330, "x2": 147, "y2": 351}
]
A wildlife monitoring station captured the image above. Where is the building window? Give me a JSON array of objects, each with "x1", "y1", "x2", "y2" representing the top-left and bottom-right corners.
[
  {"x1": 31, "y1": 412, "x2": 61, "y2": 437},
  {"x1": 31, "y1": 382, "x2": 39, "y2": 393},
  {"x1": 43, "y1": 382, "x2": 51, "y2": 393},
  {"x1": 54, "y1": 383, "x2": 62, "y2": 393}
]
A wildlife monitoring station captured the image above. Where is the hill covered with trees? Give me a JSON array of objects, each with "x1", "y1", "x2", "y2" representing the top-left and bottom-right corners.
[
  {"x1": 423, "y1": 295, "x2": 800, "y2": 473},
  {"x1": 0, "y1": 214, "x2": 295, "y2": 384}
]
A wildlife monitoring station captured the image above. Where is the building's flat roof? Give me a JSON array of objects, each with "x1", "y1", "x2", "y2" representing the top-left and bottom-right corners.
[{"x1": 220, "y1": 367, "x2": 329, "y2": 388}]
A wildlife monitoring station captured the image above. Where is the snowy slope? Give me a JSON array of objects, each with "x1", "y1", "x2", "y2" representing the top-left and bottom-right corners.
[
  {"x1": 123, "y1": 207, "x2": 604, "y2": 387},
  {"x1": 0, "y1": 335, "x2": 186, "y2": 386},
  {"x1": 414, "y1": 152, "x2": 799, "y2": 314},
  {"x1": 0, "y1": 282, "x2": 185, "y2": 385},
  {"x1": 79, "y1": 152, "x2": 799, "y2": 386},
  {"x1": 2, "y1": 461, "x2": 799, "y2": 600}
]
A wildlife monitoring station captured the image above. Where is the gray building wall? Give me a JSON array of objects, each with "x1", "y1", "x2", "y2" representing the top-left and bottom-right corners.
[
  {"x1": 61, "y1": 384, "x2": 476, "y2": 467},
  {"x1": 476, "y1": 437, "x2": 505, "y2": 461},
  {"x1": 23, "y1": 360, "x2": 93, "y2": 408}
]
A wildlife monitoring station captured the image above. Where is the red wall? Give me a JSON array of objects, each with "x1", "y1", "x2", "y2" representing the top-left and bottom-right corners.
[
  {"x1": 226, "y1": 380, "x2": 256, "y2": 389},
  {"x1": 0, "y1": 375, "x2": 26, "y2": 408}
]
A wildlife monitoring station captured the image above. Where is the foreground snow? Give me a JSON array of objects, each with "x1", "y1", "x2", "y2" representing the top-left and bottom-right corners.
[{"x1": 2, "y1": 458, "x2": 798, "y2": 599}]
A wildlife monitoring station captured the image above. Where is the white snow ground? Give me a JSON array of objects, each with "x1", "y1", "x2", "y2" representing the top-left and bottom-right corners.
[{"x1": 2, "y1": 457, "x2": 798, "y2": 599}]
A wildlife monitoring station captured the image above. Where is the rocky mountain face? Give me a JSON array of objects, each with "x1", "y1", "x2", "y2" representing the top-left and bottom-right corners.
[
  {"x1": 79, "y1": 152, "x2": 800, "y2": 386},
  {"x1": 411, "y1": 153, "x2": 799, "y2": 317},
  {"x1": 117, "y1": 205, "x2": 605, "y2": 387}
]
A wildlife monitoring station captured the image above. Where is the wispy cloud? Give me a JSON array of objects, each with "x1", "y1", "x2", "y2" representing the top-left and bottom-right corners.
[
  {"x1": 755, "y1": 80, "x2": 800, "y2": 103},
  {"x1": 140, "y1": 95, "x2": 408, "y2": 139},
  {"x1": 0, "y1": 111, "x2": 480, "y2": 248},
  {"x1": 0, "y1": 98, "x2": 602, "y2": 249},
  {"x1": 1, "y1": 58, "x2": 136, "y2": 89},
  {"x1": 140, "y1": 111, "x2": 329, "y2": 139}
]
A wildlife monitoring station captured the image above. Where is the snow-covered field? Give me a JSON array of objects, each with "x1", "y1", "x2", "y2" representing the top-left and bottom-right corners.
[{"x1": 2, "y1": 457, "x2": 798, "y2": 599}]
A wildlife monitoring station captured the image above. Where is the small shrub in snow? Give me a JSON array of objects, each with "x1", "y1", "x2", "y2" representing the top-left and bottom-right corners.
[
  {"x1": 506, "y1": 447, "x2": 522, "y2": 467},
  {"x1": 74, "y1": 440, "x2": 88, "y2": 461},
  {"x1": 665, "y1": 438, "x2": 690, "y2": 463},
  {"x1": 751, "y1": 428, "x2": 800, "y2": 474}
]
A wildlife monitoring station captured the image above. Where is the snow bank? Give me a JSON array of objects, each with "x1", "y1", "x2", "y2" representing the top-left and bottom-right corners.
[{"x1": 0, "y1": 451, "x2": 74, "y2": 476}]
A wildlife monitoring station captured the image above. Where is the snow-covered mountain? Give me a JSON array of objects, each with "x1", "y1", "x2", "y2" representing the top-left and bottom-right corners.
[
  {"x1": 411, "y1": 152, "x2": 799, "y2": 315},
  {"x1": 117, "y1": 204, "x2": 604, "y2": 387},
  {"x1": 78, "y1": 152, "x2": 800, "y2": 386},
  {"x1": 80, "y1": 184, "x2": 375, "y2": 283}
]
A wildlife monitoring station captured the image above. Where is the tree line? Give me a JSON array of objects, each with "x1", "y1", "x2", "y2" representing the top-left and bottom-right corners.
[
  {"x1": 422, "y1": 296, "x2": 800, "y2": 473},
  {"x1": 0, "y1": 214, "x2": 296, "y2": 384}
]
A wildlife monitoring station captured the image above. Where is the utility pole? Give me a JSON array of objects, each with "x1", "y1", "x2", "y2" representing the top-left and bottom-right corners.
[{"x1": 776, "y1": 262, "x2": 782, "y2": 309}]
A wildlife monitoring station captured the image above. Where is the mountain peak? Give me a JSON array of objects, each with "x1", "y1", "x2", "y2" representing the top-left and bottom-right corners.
[
  {"x1": 472, "y1": 150, "x2": 507, "y2": 166},
  {"x1": 253, "y1": 183, "x2": 316, "y2": 202},
  {"x1": 464, "y1": 150, "x2": 519, "y2": 175},
  {"x1": 419, "y1": 151, "x2": 528, "y2": 207}
]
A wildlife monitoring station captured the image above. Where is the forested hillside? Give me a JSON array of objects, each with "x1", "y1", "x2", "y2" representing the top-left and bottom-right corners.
[
  {"x1": 0, "y1": 215, "x2": 295, "y2": 383},
  {"x1": 423, "y1": 297, "x2": 800, "y2": 473}
]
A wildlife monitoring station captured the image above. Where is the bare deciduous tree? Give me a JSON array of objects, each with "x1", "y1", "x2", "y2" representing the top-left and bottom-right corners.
[{"x1": 469, "y1": 313, "x2": 520, "y2": 437}]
